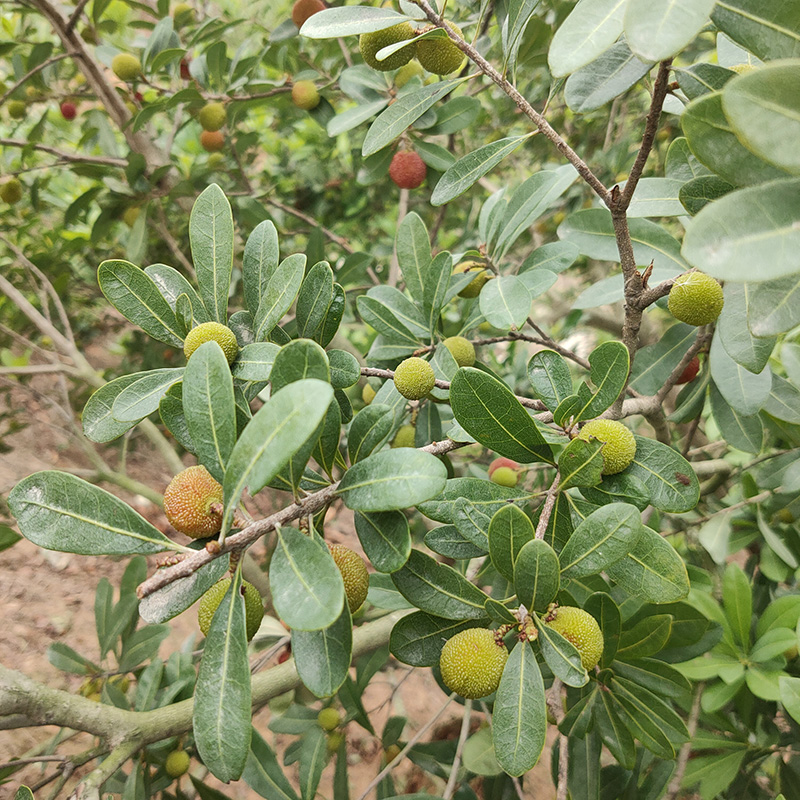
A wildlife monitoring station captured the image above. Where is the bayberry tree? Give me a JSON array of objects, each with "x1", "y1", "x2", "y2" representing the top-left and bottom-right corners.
[{"x1": 2, "y1": 2, "x2": 800, "y2": 800}]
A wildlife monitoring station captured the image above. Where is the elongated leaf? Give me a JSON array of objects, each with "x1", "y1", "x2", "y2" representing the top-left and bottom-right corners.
[
  {"x1": 301, "y1": 6, "x2": 412, "y2": 37},
  {"x1": 617, "y1": 615, "x2": 672, "y2": 660},
  {"x1": 83, "y1": 372, "x2": 147, "y2": 442},
  {"x1": 356, "y1": 296, "x2": 424, "y2": 347},
  {"x1": 292, "y1": 603, "x2": 353, "y2": 697},
  {"x1": 585, "y1": 592, "x2": 621, "y2": 666},
  {"x1": 629, "y1": 323, "x2": 696, "y2": 395},
  {"x1": 193, "y1": 569, "x2": 252, "y2": 782},
  {"x1": 296, "y1": 261, "x2": 334, "y2": 341},
  {"x1": 348, "y1": 404, "x2": 393, "y2": 464},
  {"x1": 527, "y1": 350, "x2": 573, "y2": 412},
  {"x1": 493, "y1": 641, "x2": 546, "y2": 776},
  {"x1": 425, "y1": 525, "x2": 485, "y2": 559},
  {"x1": 709, "y1": 383, "x2": 763, "y2": 453},
  {"x1": 574, "y1": 340, "x2": 630, "y2": 422},
  {"x1": 625, "y1": 436, "x2": 699, "y2": 512},
  {"x1": 145, "y1": 263, "x2": 210, "y2": 323},
  {"x1": 254, "y1": 253, "x2": 306, "y2": 341},
  {"x1": 396, "y1": 212, "x2": 432, "y2": 304},
  {"x1": 748, "y1": 274, "x2": 800, "y2": 336},
  {"x1": 419, "y1": 477, "x2": 528, "y2": 524},
  {"x1": 298, "y1": 727, "x2": 327, "y2": 800},
  {"x1": 536, "y1": 615, "x2": 588, "y2": 687},
  {"x1": 488, "y1": 504, "x2": 535, "y2": 582},
  {"x1": 98, "y1": 260, "x2": 185, "y2": 346},
  {"x1": 479, "y1": 275, "x2": 531, "y2": 331},
  {"x1": 580, "y1": 472, "x2": 651, "y2": 511},
  {"x1": 712, "y1": 0, "x2": 800, "y2": 61},
  {"x1": 354, "y1": 510, "x2": 411, "y2": 573},
  {"x1": 190, "y1": 185, "x2": 234, "y2": 324},
  {"x1": 558, "y1": 437, "x2": 604, "y2": 490},
  {"x1": 514, "y1": 539, "x2": 560, "y2": 612},
  {"x1": 390, "y1": 611, "x2": 481, "y2": 666},
  {"x1": 450, "y1": 368, "x2": 554, "y2": 464},
  {"x1": 232, "y1": 342, "x2": 281, "y2": 383},
  {"x1": 624, "y1": 0, "x2": 715, "y2": 61},
  {"x1": 338, "y1": 449, "x2": 447, "y2": 512},
  {"x1": 9, "y1": 471, "x2": 174, "y2": 555},
  {"x1": 111, "y1": 368, "x2": 184, "y2": 422},
  {"x1": 243, "y1": 221, "x2": 279, "y2": 317},
  {"x1": 709, "y1": 333, "x2": 771, "y2": 416},
  {"x1": 222, "y1": 380, "x2": 334, "y2": 533},
  {"x1": 243, "y1": 730, "x2": 300, "y2": 800}
]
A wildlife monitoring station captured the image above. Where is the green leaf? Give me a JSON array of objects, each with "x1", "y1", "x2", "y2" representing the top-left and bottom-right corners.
[
  {"x1": 300, "y1": 6, "x2": 413, "y2": 37},
  {"x1": 709, "y1": 382, "x2": 763, "y2": 454},
  {"x1": 83, "y1": 372, "x2": 148, "y2": 442},
  {"x1": 629, "y1": 324, "x2": 696, "y2": 395},
  {"x1": 419, "y1": 477, "x2": 528, "y2": 524},
  {"x1": 606, "y1": 524, "x2": 690, "y2": 603},
  {"x1": 712, "y1": 0, "x2": 800, "y2": 61},
  {"x1": 243, "y1": 729, "x2": 300, "y2": 800},
  {"x1": 111, "y1": 368, "x2": 184, "y2": 422},
  {"x1": 585, "y1": 592, "x2": 621, "y2": 666},
  {"x1": 558, "y1": 436, "x2": 605, "y2": 490},
  {"x1": 354, "y1": 510, "x2": 411, "y2": 573},
  {"x1": 145, "y1": 263, "x2": 210, "y2": 323},
  {"x1": 190, "y1": 184, "x2": 234, "y2": 324},
  {"x1": 328, "y1": 350, "x2": 360, "y2": 390},
  {"x1": 0, "y1": 524, "x2": 21, "y2": 554},
  {"x1": 594, "y1": 691, "x2": 636, "y2": 769},
  {"x1": 462, "y1": 725, "x2": 503, "y2": 777},
  {"x1": 390, "y1": 612, "x2": 483, "y2": 666},
  {"x1": 431, "y1": 135, "x2": 531, "y2": 205},
  {"x1": 493, "y1": 641, "x2": 546, "y2": 776},
  {"x1": 9, "y1": 471, "x2": 174, "y2": 555},
  {"x1": 395, "y1": 212, "x2": 432, "y2": 304},
  {"x1": 625, "y1": 177, "x2": 689, "y2": 218},
  {"x1": 522, "y1": 241, "x2": 580, "y2": 274},
  {"x1": 222, "y1": 380, "x2": 334, "y2": 533},
  {"x1": 423, "y1": 252, "x2": 452, "y2": 338},
  {"x1": 676, "y1": 63, "x2": 735, "y2": 101},
  {"x1": 625, "y1": 436, "x2": 699, "y2": 512},
  {"x1": 119, "y1": 624, "x2": 170, "y2": 671},
  {"x1": 270, "y1": 339, "x2": 330, "y2": 392},
  {"x1": 580, "y1": 472, "x2": 651, "y2": 511},
  {"x1": 617, "y1": 615, "x2": 672, "y2": 660},
  {"x1": 296, "y1": 261, "x2": 334, "y2": 342},
  {"x1": 425, "y1": 525, "x2": 486, "y2": 559},
  {"x1": 624, "y1": 0, "x2": 715, "y2": 61},
  {"x1": 514, "y1": 539, "x2": 560, "y2": 612},
  {"x1": 347, "y1": 405, "x2": 393, "y2": 464},
  {"x1": 298, "y1": 726, "x2": 327, "y2": 800},
  {"x1": 193, "y1": 568, "x2": 252, "y2": 782},
  {"x1": 607, "y1": 680, "x2": 676, "y2": 759},
  {"x1": 183, "y1": 341, "x2": 236, "y2": 483},
  {"x1": 527, "y1": 350, "x2": 573, "y2": 412},
  {"x1": 572, "y1": 341, "x2": 630, "y2": 422},
  {"x1": 681, "y1": 749, "x2": 746, "y2": 800},
  {"x1": 680, "y1": 174, "x2": 735, "y2": 215},
  {"x1": 548, "y1": 0, "x2": 628, "y2": 77},
  {"x1": 292, "y1": 602, "x2": 353, "y2": 697},
  {"x1": 721, "y1": 282, "x2": 777, "y2": 372},
  {"x1": 242, "y1": 220, "x2": 280, "y2": 317},
  {"x1": 748, "y1": 274, "x2": 800, "y2": 336},
  {"x1": 232, "y1": 342, "x2": 281, "y2": 383},
  {"x1": 356, "y1": 295, "x2": 424, "y2": 347},
  {"x1": 47, "y1": 641, "x2": 100, "y2": 675},
  {"x1": 363, "y1": 80, "x2": 465, "y2": 157},
  {"x1": 478, "y1": 275, "x2": 530, "y2": 331},
  {"x1": 708, "y1": 334, "x2": 771, "y2": 416},
  {"x1": 390, "y1": 549, "x2": 488, "y2": 620},
  {"x1": 488, "y1": 504, "x2": 535, "y2": 582},
  {"x1": 98, "y1": 260, "x2": 185, "y2": 347},
  {"x1": 780, "y1": 675, "x2": 800, "y2": 725},
  {"x1": 750, "y1": 627, "x2": 797, "y2": 662},
  {"x1": 338, "y1": 449, "x2": 447, "y2": 512},
  {"x1": 559, "y1": 503, "x2": 642, "y2": 578},
  {"x1": 271, "y1": 527, "x2": 344, "y2": 631},
  {"x1": 536, "y1": 614, "x2": 589, "y2": 687},
  {"x1": 450, "y1": 368, "x2": 554, "y2": 464},
  {"x1": 254, "y1": 254, "x2": 307, "y2": 341}
]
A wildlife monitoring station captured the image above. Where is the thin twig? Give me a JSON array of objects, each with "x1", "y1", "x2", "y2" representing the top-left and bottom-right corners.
[
  {"x1": 0, "y1": 138, "x2": 127, "y2": 167},
  {"x1": 665, "y1": 682, "x2": 704, "y2": 800},
  {"x1": 535, "y1": 473, "x2": 561, "y2": 539},
  {"x1": 0, "y1": 755, "x2": 68, "y2": 770},
  {"x1": 0, "y1": 53, "x2": 77, "y2": 107},
  {"x1": 266, "y1": 197, "x2": 355, "y2": 254},
  {"x1": 442, "y1": 699, "x2": 472, "y2": 800},
  {"x1": 66, "y1": 0, "x2": 91, "y2": 33}
]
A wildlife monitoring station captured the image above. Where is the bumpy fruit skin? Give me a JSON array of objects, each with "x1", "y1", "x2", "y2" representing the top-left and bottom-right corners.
[
  {"x1": 0, "y1": 178, "x2": 23, "y2": 205},
  {"x1": 490, "y1": 466, "x2": 518, "y2": 488},
  {"x1": 198, "y1": 101, "x2": 226, "y2": 132},
  {"x1": 442, "y1": 336, "x2": 475, "y2": 367},
  {"x1": 361, "y1": 383, "x2": 376, "y2": 405},
  {"x1": 389, "y1": 151, "x2": 427, "y2": 189},
  {"x1": 112, "y1": 54, "x2": 142, "y2": 82},
  {"x1": 329, "y1": 543, "x2": 369, "y2": 612},
  {"x1": 317, "y1": 707, "x2": 341, "y2": 731},
  {"x1": 60, "y1": 101, "x2": 77, "y2": 120},
  {"x1": 439, "y1": 628, "x2": 509, "y2": 699},
  {"x1": 327, "y1": 731, "x2": 344, "y2": 753},
  {"x1": 417, "y1": 23, "x2": 464, "y2": 75},
  {"x1": 164, "y1": 465, "x2": 224, "y2": 537},
  {"x1": 184, "y1": 321, "x2": 239, "y2": 364},
  {"x1": 359, "y1": 23, "x2": 416, "y2": 71},
  {"x1": 7, "y1": 100, "x2": 26, "y2": 119},
  {"x1": 393, "y1": 357, "x2": 435, "y2": 400},
  {"x1": 200, "y1": 130, "x2": 225, "y2": 152},
  {"x1": 292, "y1": 80, "x2": 320, "y2": 110},
  {"x1": 668, "y1": 272, "x2": 724, "y2": 326},
  {"x1": 452, "y1": 261, "x2": 492, "y2": 298},
  {"x1": 172, "y1": 3, "x2": 195, "y2": 27},
  {"x1": 395, "y1": 60, "x2": 424, "y2": 87},
  {"x1": 578, "y1": 419, "x2": 636, "y2": 475},
  {"x1": 165, "y1": 749, "x2": 191, "y2": 778},
  {"x1": 292, "y1": 0, "x2": 325, "y2": 28},
  {"x1": 391, "y1": 424, "x2": 416, "y2": 448},
  {"x1": 198, "y1": 578, "x2": 264, "y2": 640},
  {"x1": 675, "y1": 355, "x2": 700, "y2": 384},
  {"x1": 544, "y1": 606, "x2": 603, "y2": 670}
]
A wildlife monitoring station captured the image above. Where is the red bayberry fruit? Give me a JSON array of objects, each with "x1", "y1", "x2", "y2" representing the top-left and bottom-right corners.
[
  {"x1": 60, "y1": 101, "x2": 77, "y2": 120},
  {"x1": 488, "y1": 457, "x2": 519, "y2": 478},
  {"x1": 675, "y1": 355, "x2": 700, "y2": 385},
  {"x1": 389, "y1": 150, "x2": 427, "y2": 189},
  {"x1": 180, "y1": 58, "x2": 191, "y2": 80}
]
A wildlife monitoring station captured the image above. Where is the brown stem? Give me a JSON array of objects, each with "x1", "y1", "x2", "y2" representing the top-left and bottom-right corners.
[
  {"x1": 0, "y1": 53, "x2": 78, "y2": 107},
  {"x1": 534, "y1": 473, "x2": 561, "y2": 539},
  {"x1": 266, "y1": 197, "x2": 355, "y2": 254},
  {"x1": 0, "y1": 138, "x2": 127, "y2": 168},
  {"x1": 665, "y1": 682, "x2": 704, "y2": 800}
]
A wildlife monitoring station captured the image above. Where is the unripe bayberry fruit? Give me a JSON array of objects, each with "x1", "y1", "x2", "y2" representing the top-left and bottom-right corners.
[
  {"x1": 292, "y1": 0, "x2": 325, "y2": 28},
  {"x1": 544, "y1": 606, "x2": 603, "y2": 670},
  {"x1": 200, "y1": 130, "x2": 224, "y2": 152},
  {"x1": 488, "y1": 457, "x2": 519, "y2": 478},
  {"x1": 359, "y1": 23, "x2": 416, "y2": 71},
  {"x1": 384, "y1": 744, "x2": 402, "y2": 764},
  {"x1": 442, "y1": 336, "x2": 475, "y2": 367},
  {"x1": 577, "y1": 419, "x2": 636, "y2": 475},
  {"x1": 198, "y1": 101, "x2": 226, "y2": 132},
  {"x1": 391, "y1": 424, "x2": 416, "y2": 448},
  {"x1": 328, "y1": 543, "x2": 369, "y2": 612},
  {"x1": 165, "y1": 749, "x2": 190, "y2": 778},
  {"x1": 361, "y1": 383, "x2": 376, "y2": 405},
  {"x1": 198, "y1": 577, "x2": 264, "y2": 640},
  {"x1": 292, "y1": 80, "x2": 320, "y2": 110},
  {"x1": 452, "y1": 261, "x2": 492, "y2": 298},
  {"x1": 393, "y1": 357, "x2": 435, "y2": 400},
  {"x1": 207, "y1": 152, "x2": 225, "y2": 169},
  {"x1": 395, "y1": 60, "x2": 424, "y2": 87},
  {"x1": 675, "y1": 355, "x2": 700, "y2": 385},
  {"x1": 7, "y1": 100, "x2": 26, "y2": 119},
  {"x1": 327, "y1": 731, "x2": 344, "y2": 753},
  {"x1": 417, "y1": 23, "x2": 465, "y2": 75},
  {"x1": 112, "y1": 54, "x2": 142, "y2": 82},
  {"x1": 164, "y1": 465, "x2": 224, "y2": 538},
  {"x1": 184, "y1": 321, "x2": 239, "y2": 364},
  {"x1": 389, "y1": 151, "x2": 427, "y2": 189},
  {"x1": 439, "y1": 628, "x2": 508, "y2": 699},
  {"x1": 122, "y1": 207, "x2": 140, "y2": 227},
  {"x1": 172, "y1": 3, "x2": 195, "y2": 27},
  {"x1": 668, "y1": 272, "x2": 724, "y2": 326},
  {"x1": 317, "y1": 707, "x2": 341, "y2": 731},
  {"x1": 60, "y1": 101, "x2": 77, "y2": 120},
  {"x1": 490, "y1": 466, "x2": 517, "y2": 488},
  {"x1": 0, "y1": 178, "x2": 23, "y2": 205}
]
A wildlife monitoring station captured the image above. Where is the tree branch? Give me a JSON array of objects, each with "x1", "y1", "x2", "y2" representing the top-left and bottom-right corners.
[
  {"x1": 0, "y1": 53, "x2": 78, "y2": 107},
  {"x1": 0, "y1": 138, "x2": 127, "y2": 167},
  {"x1": 534, "y1": 473, "x2": 560, "y2": 539},
  {"x1": 266, "y1": 197, "x2": 355, "y2": 254}
]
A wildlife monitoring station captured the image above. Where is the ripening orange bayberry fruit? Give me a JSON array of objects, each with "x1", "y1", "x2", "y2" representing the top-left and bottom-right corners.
[
  {"x1": 544, "y1": 606, "x2": 603, "y2": 670},
  {"x1": 197, "y1": 577, "x2": 264, "y2": 640},
  {"x1": 183, "y1": 321, "x2": 239, "y2": 364},
  {"x1": 60, "y1": 101, "x2": 77, "y2": 120},
  {"x1": 292, "y1": 80, "x2": 320, "y2": 110},
  {"x1": 292, "y1": 0, "x2": 325, "y2": 28},
  {"x1": 200, "y1": 130, "x2": 224, "y2": 152},
  {"x1": 163, "y1": 465, "x2": 224, "y2": 538},
  {"x1": 328, "y1": 543, "x2": 369, "y2": 613},
  {"x1": 393, "y1": 357, "x2": 435, "y2": 400},
  {"x1": 389, "y1": 150, "x2": 427, "y2": 189},
  {"x1": 439, "y1": 628, "x2": 508, "y2": 699},
  {"x1": 577, "y1": 419, "x2": 636, "y2": 475}
]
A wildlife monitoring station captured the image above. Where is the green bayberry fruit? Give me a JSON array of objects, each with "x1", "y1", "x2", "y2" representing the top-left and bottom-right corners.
[
  {"x1": 184, "y1": 321, "x2": 239, "y2": 364},
  {"x1": 122, "y1": 207, "x2": 139, "y2": 227},
  {"x1": 163, "y1": 465, "x2": 224, "y2": 538},
  {"x1": 328, "y1": 543, "x2": 369, "y2": 613},
  {"x1": 165, "y1": 749, "x2": 190, "y2": 778},
  {"x1": 391, "y1": 424, "x2": 416, "y2": 448},
  {"x1": 197, "y1": 577, "x2": 264, "y2": 640},
  {"x1": 362, "y1": 383, "x2": 376, "y2": 405},
  {"x1": 327, "y1": 731, "x2": 344, "y2": 752},
  {"x1": 198, "y1": 101, "x2": 226, "y2": 132},
  {"x1": 490, "y1": 466, "x2": 517, "y2": 487},
  {"x1": 7, "y1": 100, "x2": 26, "y2": 119},
  {"x1": 0, "y1": 178, "x2": 23, "y2": 204},
  {"x1": 359, "y1": 23, "x2": 416, "y2": 71},
  {"x1": 394, "y1": 60, "x2": 424, "y2": 87},
  {"x1": 452, "y1": 260, "x2": 492, "y2": 298},
  {"x1": 544, "y1": 606, "x2": 603, "y2": 670},
  {"x1": 439, "y1": 628, "x2": 509, "y2": 699},
  {"x1": 384, "y1": 744, "x2": 402, "y2": 763},
  {"x1": 172, "y1": 3, "x2": 195, "y2": 27},
  {"x1": 668, "y1": 272, "x2": 724, "y2": 326},
  {"x1": 111, "y1": 53, "x2": 142, "y2": 82},
  {"x1": 417, "y1": 23, "x2": 465, "y2": 75},
  {"x1": 292, "y1": 80, "x2": 320, "y2": 110},
  {"x1": 317, "y1": 707, "x2": 341, "y2": 731},
  {"x1": 577, "y1": 419, "x2": 636, "y2": 475},
  {"x1": 393, "y1": 357, "x2": 435, "y2": 400},
  {"x1": 442, "y1": 336, "x2": 475, "y2": 367}
]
